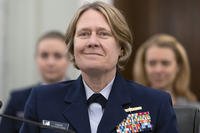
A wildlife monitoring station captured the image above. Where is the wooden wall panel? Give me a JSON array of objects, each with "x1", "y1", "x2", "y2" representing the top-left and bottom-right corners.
[{"x1": 114, "y1": 0, "x2": 200, "y2": 99}]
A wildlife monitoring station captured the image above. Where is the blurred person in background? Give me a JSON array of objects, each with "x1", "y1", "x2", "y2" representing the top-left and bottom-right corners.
[
  {"x1": 0, "y1": 31, "x2": 69, "y2": 133},
  {"x1": 133, "y1": 33, "x2": 198, "y2": 106}
]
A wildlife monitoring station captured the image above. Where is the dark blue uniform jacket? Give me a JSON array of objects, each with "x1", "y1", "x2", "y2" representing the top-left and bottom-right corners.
[
  {"x1": 0, "y1": 87, "x2": 32, "y2": 133},
  {"x1": 20, "y1": 74, "x2": 178, "y2": 133}
]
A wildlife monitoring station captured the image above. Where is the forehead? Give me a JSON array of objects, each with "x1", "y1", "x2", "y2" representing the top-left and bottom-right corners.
[
  {"x1": 37, "y1": 38, "x2": 66, "y2": 52},
  {"x1": 146, "y1": 46, "x2": 176, "y2": 60},
  {"x1": 76, "y1": 9, "x2": 110, "y2": 30}
]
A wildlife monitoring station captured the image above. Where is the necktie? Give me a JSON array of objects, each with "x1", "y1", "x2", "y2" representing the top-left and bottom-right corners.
[
  {"x1": 87, "y1": 93, "x2": 107, "y2": 108},
  {"x1": 87, "y1": 93, "x2": 107, "y2": 133}
]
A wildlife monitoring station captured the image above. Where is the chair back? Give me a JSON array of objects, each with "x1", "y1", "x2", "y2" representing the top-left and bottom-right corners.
[{"x1": 174, "y1": 105, "x2": 200, "y2": 133}]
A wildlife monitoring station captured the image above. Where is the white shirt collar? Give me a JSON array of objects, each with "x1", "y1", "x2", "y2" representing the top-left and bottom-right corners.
[{"x1": 83, "y1": 77, "x2": 115, "y2": 100}]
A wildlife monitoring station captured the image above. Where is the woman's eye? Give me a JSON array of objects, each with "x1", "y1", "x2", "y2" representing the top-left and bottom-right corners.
[
  {"x1": 77, "y1": 31, "x2": 90, "y2": 38},
  {"x1": 98, "y1": 31, "x2": 112, "y2": 38},
  {"x1": 148, "y1": 60, "x2": 156, "y2": 66},
  {"x1": 161, "y1": 60, "x2": 171, "y2": 66},
  {"x1": 99, "y1": 32, "x2": 107, "y2": 36},
  {"x1": 40, "y1": 52, "x2": 49, "y2": 59},
  {"x1": 54, "y1": 53, "x2": 63, "y2": 59}
]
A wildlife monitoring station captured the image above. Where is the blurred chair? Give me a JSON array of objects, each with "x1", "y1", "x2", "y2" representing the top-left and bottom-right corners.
[{"x1": 174, "y1": 105, "x2": 200, "y2": 133}]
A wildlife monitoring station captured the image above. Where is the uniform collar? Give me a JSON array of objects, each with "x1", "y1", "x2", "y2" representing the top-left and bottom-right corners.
[{"x1": 83, "y1": 77, "x2": 115, "y2": 100}]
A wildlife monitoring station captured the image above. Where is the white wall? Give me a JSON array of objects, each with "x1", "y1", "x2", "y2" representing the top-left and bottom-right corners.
[
  {"x1": 79, "y1": 0, "x2": 113, "y2": 5},
  {"x1": 0, "y1": 0, "x2": 113, "y2": 111},
  {"x1": 0, "y1": 0, "x2": 5, "y2": 106},
  {"x1": 0, "y1": 0, "x2": 80, "y2": 110}
]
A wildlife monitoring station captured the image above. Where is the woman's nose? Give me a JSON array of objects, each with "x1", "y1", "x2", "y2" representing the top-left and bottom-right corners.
[
  {"x1": 47, "y1": 56, "x2": 56, "y2": 65},
  {"x1": 154, "y1": 64, "x2": 164, "y2": 72},
  {"x1": 87, "y1": 34, "x2": 100, "y2": 48}
]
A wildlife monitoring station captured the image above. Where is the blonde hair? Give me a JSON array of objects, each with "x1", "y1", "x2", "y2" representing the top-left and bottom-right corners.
[
  {"x1": 65, "y1": 1, "x2": 133, "y2": 70},
  {"x1": 133, "y1": 33, "x2": 196, "y2": 101}
]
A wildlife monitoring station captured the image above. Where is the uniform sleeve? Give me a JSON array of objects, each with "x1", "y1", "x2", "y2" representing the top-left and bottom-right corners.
[
  {"x1": 155, "y1": 93, "x2": 179, "y2": 133},
  {"x1": 0, "y1": 93, "x2": 18, "y2": 133},
  {"x1": 19, "y1": 88, "x2": 40, "y2": 133}
]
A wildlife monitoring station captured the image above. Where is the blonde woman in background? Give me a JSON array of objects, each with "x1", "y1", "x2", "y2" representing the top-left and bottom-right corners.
[{"x1": 133, "y1": 33, "x2": 198, "y2": 105}]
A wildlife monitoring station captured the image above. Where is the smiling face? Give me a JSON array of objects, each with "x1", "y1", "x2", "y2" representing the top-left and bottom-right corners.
[
  {"x1": 145, "y1": 46, "x2": 179, "y2": 91},
  {"x1": 73, "y1": 9, "x2": 121, "y2": 75}
]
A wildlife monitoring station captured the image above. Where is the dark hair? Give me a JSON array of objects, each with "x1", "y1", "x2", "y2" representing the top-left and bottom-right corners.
[
  {"x1": 37, "y1": 31, "x2": 65, "y2": 45},
  {"x1": 35, "y1": 31, "x2": 66, "y2": 55}
]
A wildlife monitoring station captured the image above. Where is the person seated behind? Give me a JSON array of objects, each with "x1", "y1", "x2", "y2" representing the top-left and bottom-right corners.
[
  {"x1": 133, "y1": 33, "x2": 198, "y2": 105},
  {"x1": 0, "y1": 31, "x2": 69, "y2": 133},
  {"x1": 20, "y1": 2, "x2": 178, "y2": 133}
]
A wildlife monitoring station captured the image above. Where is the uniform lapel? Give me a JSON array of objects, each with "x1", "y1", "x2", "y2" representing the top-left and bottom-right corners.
[
  {"x1": 98, "y1": 74, "x2": 132, "y2": 133},
  {"x1": 62, "y1": 76, "x2": 91, "y2": 133}
]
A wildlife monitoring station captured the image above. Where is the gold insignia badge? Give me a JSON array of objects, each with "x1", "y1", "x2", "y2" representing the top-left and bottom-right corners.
[{"x1": 124, "y1": 106, "x2": 142, "y2": 113}]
